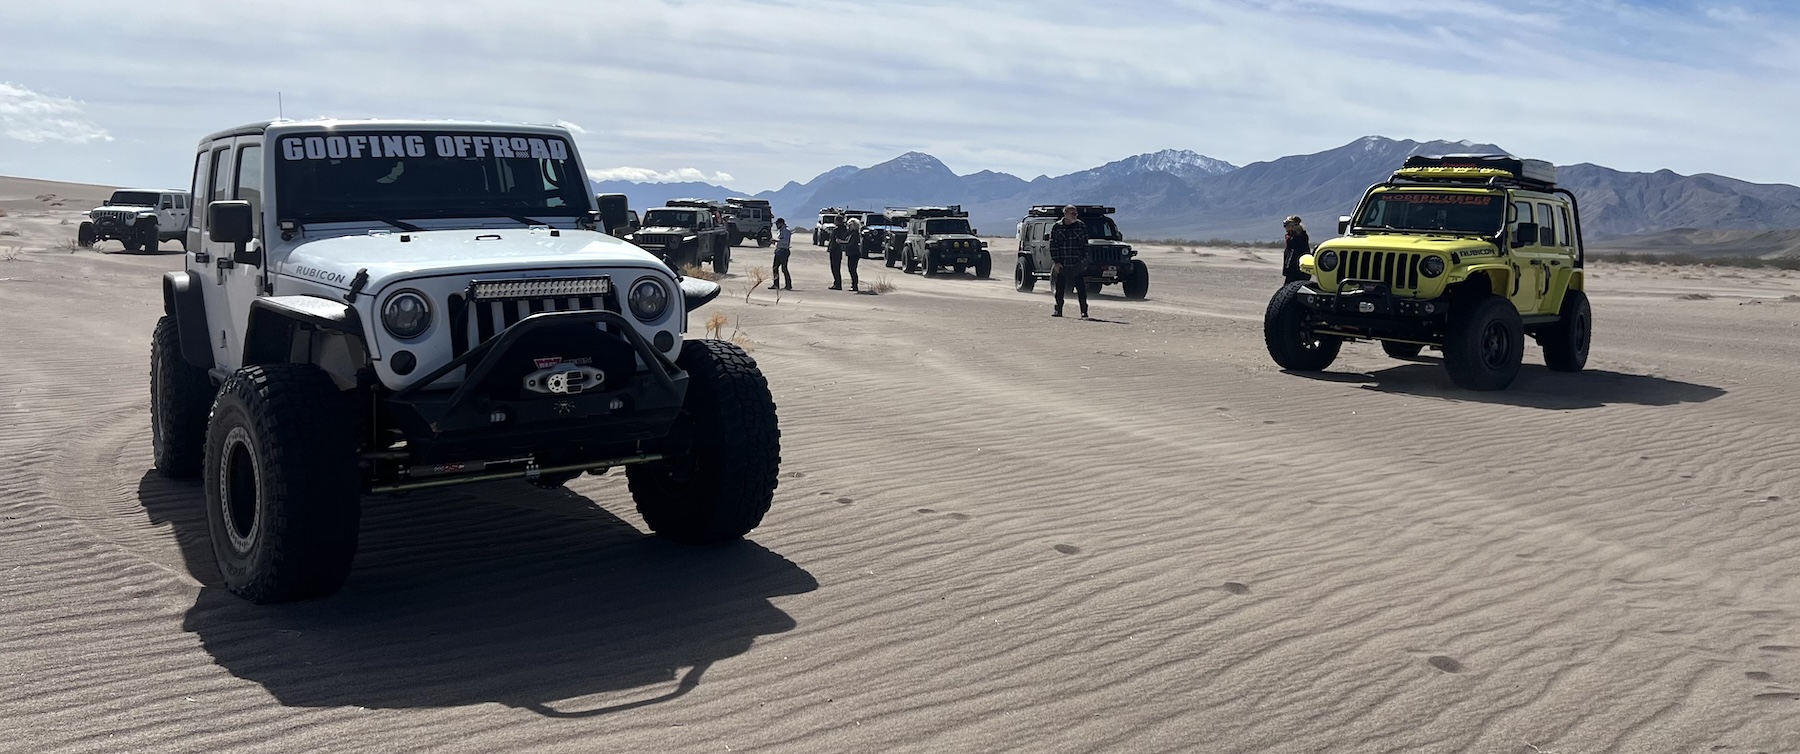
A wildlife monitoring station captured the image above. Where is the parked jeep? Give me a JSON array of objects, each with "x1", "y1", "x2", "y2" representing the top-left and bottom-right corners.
[
  {"x1": 725, "y1": 197, "x2": 773, "y2": 247},
  {"x1": 898, "y1": 205, "x2": 990, "y2": 277},
  {"x1": 80, "y1": 188, "x2": 190, "y2": 252},
  {"x1": 1263, "y1": 154, "x2": 1589, "y2": 391},
  {"x1": 151, "y1": 120, "x2": 779, "y2": 604},
  {"x1": 1014, "y1": 205, "x2": 1147, "y2": 298},
  {"x1": 812, "y1": 207, "x2": 851, "y2": 246},
  {"x1": 851, "y1": 210, "x2": 903, "y2": 260},
  {"x1": 626, "y1": 203, "x2": 732, "y2": 274}
]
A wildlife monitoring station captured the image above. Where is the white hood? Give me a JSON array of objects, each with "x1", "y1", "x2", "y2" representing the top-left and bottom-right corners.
[{"x1": 276, "y1": 227, "x2": 669, "y2": 292}]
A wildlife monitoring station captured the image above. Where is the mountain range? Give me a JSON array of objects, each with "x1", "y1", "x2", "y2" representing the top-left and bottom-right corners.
[{"x1": 595, "y1": 137, "x2": 1800, "y2": 253}]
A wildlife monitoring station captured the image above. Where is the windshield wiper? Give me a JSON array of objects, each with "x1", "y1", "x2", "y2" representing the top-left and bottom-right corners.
[{"x1": 327, "y1": 208, "x2": 423, "y2": 232}]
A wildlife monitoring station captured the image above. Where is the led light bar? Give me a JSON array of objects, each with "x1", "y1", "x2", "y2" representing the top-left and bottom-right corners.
[{"x1": 470, "y1": 276, "x2": 611, "y2": 301}]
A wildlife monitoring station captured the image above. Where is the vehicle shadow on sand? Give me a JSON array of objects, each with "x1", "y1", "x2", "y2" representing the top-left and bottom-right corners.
[
  {"x1": 1290, "y1": 360, "x2": 1726, "y2": 410},
  {"x1": 137, "y1": 471, "x2": 816, "y2": 717}
]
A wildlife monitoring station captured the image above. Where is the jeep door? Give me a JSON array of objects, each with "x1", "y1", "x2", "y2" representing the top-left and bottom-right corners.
[
  {"x1": 1029, "y1": 220, "x2": 1052, "y2": 273},
  {"x1": 197, "y1": 137, "x2": 268, "y2": 369},
  {"x1": 1507, "y1": 199, "x2": 1547, "y2": 314}
]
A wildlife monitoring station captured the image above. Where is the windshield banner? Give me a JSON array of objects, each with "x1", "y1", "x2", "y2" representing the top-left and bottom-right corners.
[
  {"x1": 279, "y1": 133, "x2": 569, "y2": 162},
  {"x1": 1379, "y1": 193, "x2": 1498, "y2": 206}
]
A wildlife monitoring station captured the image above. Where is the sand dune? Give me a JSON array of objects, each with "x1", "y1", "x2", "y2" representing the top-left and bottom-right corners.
[{"x1": 3, "y1": 178, "x2": 1800, "y2": 753}]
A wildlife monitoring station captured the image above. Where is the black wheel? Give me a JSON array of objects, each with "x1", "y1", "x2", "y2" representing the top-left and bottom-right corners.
[
  {"x1": 120, "y1": 235, "x2": 141, "y2": 253},
  {"x1": 1014, "y1": 256, "x2": 1036, "y2": 292},
  {"x1": 77, "y1": 221, "x2": 96, "y2": 248},
  {"x1": 151, "y1": 316, "x2": 213, "y2": 478},
  {"x1": 527, "y1": 471, "x2": 582, "y2": 490},
  {"x1": 1085, "y1": 281, "x2": 1103, "y2": 296},
  {"x1": 1263, "y1": 281, "x2": 1342, "y2": 371},
  {"x1": 1539, "y1": 289, "x2": 1591, "y2": 372},
  {"x1": 1381, "y1": 341, "x2": 1424, "y2": 359},
  {"x1": 904, "y1": 248, "x2": 921, "y2": 274},
  {"x1": 1122, "y1": 261, "x2": 1149, "y2": 299},
  {"x1": 712, "y1": 244, "x2": 731, "y2": 275},
  {"x1": 627, "y1": 340, "x2": 779, "y2": 543},
  {"x1": 140, "y1": 218, "x2": 160, "y2": 252},
  {"x1": 922, "y1": 250, "x2": 938, "y2": 276},
  {"x1": 203, "y1": 364, "x2": 361, "y2": 603},
  {"x1": 757, "y1": 230, "x2": 771, "y2": 248},
  {"x1": 974, "y1": 255, "x2": 992, "y2": 279},
  {"x1": 1443, "y1": 295, "x2": 1525, "y2": 390}
]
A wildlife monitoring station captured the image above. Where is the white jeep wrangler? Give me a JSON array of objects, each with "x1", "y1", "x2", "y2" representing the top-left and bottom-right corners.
[
  {"x1": 151, "y1": 119, "x2": 780, "y2": 604},
  {"x1": 80, "y1": 188, "x2": 190, "y2": 252}
]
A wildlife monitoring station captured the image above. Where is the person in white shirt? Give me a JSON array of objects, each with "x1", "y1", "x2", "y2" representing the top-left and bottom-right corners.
[{"x1": 769, "y1": 218, "x2": 793, "y2": 290}]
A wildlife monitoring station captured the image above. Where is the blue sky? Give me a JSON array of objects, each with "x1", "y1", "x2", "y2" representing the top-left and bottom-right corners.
[{"x1": 2, "y1": 0, "x2": 1797, "y2": 191}]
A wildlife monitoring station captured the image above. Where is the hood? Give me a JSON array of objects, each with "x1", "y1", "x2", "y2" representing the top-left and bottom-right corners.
[
  {"x1": 277, "y1": 228, "x2": 667, "y2": 292},
  {"x1": 927, "y1": 234, "x2": 981, "y2": 242},
  {"x1": 89, "y1": 204, "x2": 152, "y2": 213},
  {"x1": 1318, "y1": 233, "x2": 1500, "y2": 257},
  {"x1": 631, "y1": 226, "x2": 697, "y2": 236},
  {"x1": 1088, "y1": 239, "x2": 1131, "y2": 246}
]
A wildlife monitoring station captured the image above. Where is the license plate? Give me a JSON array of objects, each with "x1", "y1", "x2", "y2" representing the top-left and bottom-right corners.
[
  {"x1": 955, "y1": 257, "x2": 970, "y2": 263},
  {"x1": 1102, "y1": 268, "x2": 1117, "y2": 278}
]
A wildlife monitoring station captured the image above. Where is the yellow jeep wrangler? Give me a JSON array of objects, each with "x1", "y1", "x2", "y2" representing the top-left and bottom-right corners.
[{"x1": 1263, "y1": 154, "x2": 1591, "y2": 391}]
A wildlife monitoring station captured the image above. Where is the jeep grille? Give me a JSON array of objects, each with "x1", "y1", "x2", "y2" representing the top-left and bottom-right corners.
[
  {"x1": 91, "y1": 209, "x2": 136, "y2": 224},
  {"x1": 1340, "y1": 249, "x2": 1421, "y2": 290},
  {"x1": 634, "y1": 234, "x2": 679, "y2": 247},
  {"x1": 448, "y1": 289, "x2": 620, "y2": 357},
  {"x1": 1087, "y1": 246, "x2": 1127, "y2": 265}
]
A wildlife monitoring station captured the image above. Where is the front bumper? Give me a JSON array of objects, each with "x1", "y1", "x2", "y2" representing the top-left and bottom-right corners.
[
  {"x1": 382, "y1": 310, "x2": 688, "y2": 469},
  {"x1": 927, "y1": 248, "x2": 987, "y2": 265},
  {"x1": 1295, "y1": 279, "x2": 1449, "y2": 341}
]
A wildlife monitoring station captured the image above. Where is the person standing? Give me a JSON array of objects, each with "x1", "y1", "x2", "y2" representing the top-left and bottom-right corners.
[
  {"x1": 843, "y1": 216, "x2": 862, "y2": 292},
  {"x1": 828, "y1": 215, "x2": 859, "y2": 291},
  {"x1": 1049, "y1": 204, "x2": 1090, "y2": 318},
  {"x1": 769, "y1": 217, "x2": 793, "y2": 290},
  {"x1": 1282, "y1": 215, "x2": 1312, "y2": 284}
]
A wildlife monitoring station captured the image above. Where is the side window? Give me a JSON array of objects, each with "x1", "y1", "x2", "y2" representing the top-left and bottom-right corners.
[
  {"x1": 175, "y1": 194, "x2": 187, "y2": 210},
  {"x1": 1536, "y1": 202, "x2": 1556, "y2": 246},
  {"x1": 234, "y1": 144, "x2": 263, "y2": 235},
  {"x1": 209, "y1": 147, "x2": 231, "y2": 205},
  {"x1": 1561, "y1": 207, "x2": 1575, "y2": 248},
  {"x1": 188, "y1": 153, "x2": 207, "y2": 229},
  {"x1": 1512, "y1": 200, "x2": 1534, "y2": 243}
]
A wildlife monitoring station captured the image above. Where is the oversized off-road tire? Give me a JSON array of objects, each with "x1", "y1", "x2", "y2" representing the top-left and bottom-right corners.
[
  {"x1": 903, "y1": 248, "x2": 921, "y2": 274},
  {"x1": 120, "y1": 232, "x2": 142, "y2": 253},
  {"x1": 1122, "y1": 261, "x2": 1149, "y2": 299},
  {"x1": 151, "y1": 316, "x2": 214, "y2": 478},
  {"x1": 757, "y1": 229, "x2": 771, "y2": 248},
  {"x1": 204, "y1": 364, "x2": 361, "y2": 603},
  {"x1": 712, "y1": 244, "x2": 731, "y2": 275},
  {"x1": 974, "y1": 255, "x2": 992, "y2": 279},
  {"x1": 922, "y1": 250, "x2": 939, "y2": 277},
  {"x1": 1443, "y1": 295, "x2": 1524, "y2": 391},
  {"x1": 885, "y1": 255, "x2": 897, "y2": 269},
  {"x1": 1381, "y1": 341, "x2": 1424, "y2": 359},
  {"x1": 1263, "y1": 281, "x2": 1342, "y2": 371},
  {"x1": 627, "y1": 340, "x2": 779, "y2": 544},
  {"x1": 139, "y1": 218, "x2": 160, "y2": 252},
  {"x1": 1539, "y1": 289, "x2": 1591, "y2": 373},
  {"x1": 77, "y1": 221, "x2": 96, "y2": 248},
  {"x1": 1015, "y1": 256, "x2": 1036, "y2": 292}
]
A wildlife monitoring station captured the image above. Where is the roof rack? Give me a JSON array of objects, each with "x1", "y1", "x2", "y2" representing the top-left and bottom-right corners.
[
  {"x1": 1027, "y1": 204, "x2": 1116, "y2": 218},
  {"x1": 1398, "y1": 154, "x2": 1557, "y2": 190},
  {"x1": 665, "y1": 198, "x2": 726, "y2": 208},
  {"x1": 725, "y1": 197, "x2": 769, "y2": 206},
  {"x1": 904, "y1": 205, "x2": 966, "y2": 218}
]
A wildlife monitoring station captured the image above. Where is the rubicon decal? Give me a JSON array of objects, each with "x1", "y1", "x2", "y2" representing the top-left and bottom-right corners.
[{"x1": 293, "y1": 266, "x2": 348, "y2": 284}]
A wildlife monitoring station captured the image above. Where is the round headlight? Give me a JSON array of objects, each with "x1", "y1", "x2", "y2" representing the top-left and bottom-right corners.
[
  {"x1": 1420, "y1": 255, "x2": 1446, "y2": 278},
  {"x1": 381, "y1": 290, "x2": 432, "y2": 339},
  {"x1": 1317, "y1": 250, "x2": 1340, "y2": 272},
  {"x1": 629, "y1": 278, "x2": 669, "y2": 322}
]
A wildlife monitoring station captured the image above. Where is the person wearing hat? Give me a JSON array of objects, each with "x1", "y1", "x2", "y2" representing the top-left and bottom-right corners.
[
  {"x1": 1281, "y1": 215, "x2": 1312, "y2": 284},
  {"x1": 1049, "y1": 204, "x2": 1090, "y2": 318},
  {"x1": 827, "y1": 214, "x2": 860, "y2": 291},
  {"x1": 768, "y1": 217, "x2": 793, "y2": 291}
]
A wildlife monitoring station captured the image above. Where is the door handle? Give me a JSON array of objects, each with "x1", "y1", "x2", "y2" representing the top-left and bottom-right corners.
[{"x1": 194, "y1": 251, "x2": 211, "y2": 263}]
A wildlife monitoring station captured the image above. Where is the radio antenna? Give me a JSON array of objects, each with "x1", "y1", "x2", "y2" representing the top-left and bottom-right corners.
[{"x1": 277, "y1": 92, "x2": 284, "y2": 120}]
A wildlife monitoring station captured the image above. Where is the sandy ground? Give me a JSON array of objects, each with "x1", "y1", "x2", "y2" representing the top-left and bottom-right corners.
[{"x1": 4, "y1": 174, "x2": 1800, "y2": 753}]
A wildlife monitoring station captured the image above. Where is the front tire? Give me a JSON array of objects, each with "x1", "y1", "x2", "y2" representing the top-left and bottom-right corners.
[
  {"x1": 1015, "y1": 256, "x2": 1036, "y2": 292},
  {"x1": 712, "y1": 243, "x2": 731, "y2": 275},
  {"x1": 1122, "y1": 261, "x2": 1149, "y2": 299},
  {"x1": 1263, "y1": 281, "x2": 1342, "y2": 371},
  {"x1": 974, "y1": 254, "x2": 992, "y2": 279},
  {"x1": 1443, "y1": 295, "x2": 1525, "y2": 390},
  {"x1": 151, "y1": 316, "x2": 213, "y2": 478},
  {"x1": 922, "y1": 250, "x2": 938, "y2": 277},
  {"x1": 1538, "y1": 289, "x2": 1591, "y2": 372},
  {"x1": 140, "y1": 218, "x2": 160, "y2": 252},
  {"x1": 77, "y1": 221, "x2": 96, "y2": 248},
  {"x1": 204, "y1": 364, "x2": 361, "y2": 603},
  {"x1": 904, "y1": 248, "x2": 921, "y2": 274},
  {"x1": 627, "y1": 340, "x2": 779, "y2": 543}
]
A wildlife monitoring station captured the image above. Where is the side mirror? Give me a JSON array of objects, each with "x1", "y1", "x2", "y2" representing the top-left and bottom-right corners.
[
  {"x1": 103, "y1": 200, "x2": 112, "y2": 206},
  {"x1": 1512, "y1": 222, "x2": 1539, "y2": 249},
  {"x1": 1338, "y1": 215, "x2": 1352, "y2": 235},
  {"x1": 208, "y1": 200, "x2": 261, "y2": 265},
  {"x1": 972, "y1": 229, "x2": 979, "y2": 236}
]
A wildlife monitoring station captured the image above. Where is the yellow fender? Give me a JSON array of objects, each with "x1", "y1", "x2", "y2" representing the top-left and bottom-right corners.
[{"x1": 1457, "y1": 263, "x2": 1513, "y2": 297}]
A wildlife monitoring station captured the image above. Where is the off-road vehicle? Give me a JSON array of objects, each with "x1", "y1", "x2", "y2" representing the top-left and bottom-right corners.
[
  {"x1": 898, "y1": 205, "x2": 990, "y2": 277},
  {"x1": 878, "y1": 208, "x2": 913, "y2": 267},
  {"x1": 151, "y1": 120, "x2": 779, "y2": 604},
  {"x1": 1014, "y1": 205, "x2": 1147, "y2": 299},
  {"x1": 813, "y1": 207, "x2": 855, "y2": 246},
  {"x1": 849, "y1": 210, "x2": 902, "y2": 260},
  {"x1": 80, "y1": 188, "x2": 191, "y2": 252},
  {"x1": 626, "y1": 200, "x2": 732, "y2": 274},
  {"x1": 725, "y1": 197, "x2": 773, "y2": 247},
  {"x1": 1263, "y1": 154, "x2": 1590, "y2": 391}
]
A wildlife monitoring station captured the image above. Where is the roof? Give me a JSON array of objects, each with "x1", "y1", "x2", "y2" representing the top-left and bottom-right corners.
[
  {"x1": 197, "y1": 118, "x2": 579, "y2": 147},
  {"x1": 114, "y1": 187, "x2": 187, "y2": 194}
]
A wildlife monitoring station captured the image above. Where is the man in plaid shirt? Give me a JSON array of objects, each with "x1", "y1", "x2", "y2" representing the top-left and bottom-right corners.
[{"x1": 1049, "y1": 205, "x2": 1090, "y2": 318}]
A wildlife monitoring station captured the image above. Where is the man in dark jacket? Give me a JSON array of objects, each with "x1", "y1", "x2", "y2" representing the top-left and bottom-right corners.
[
  {"x1": 1282, "y1": 215, "x2": 1312, "y2": 284},
  {"x1": 828, "y1": 217, "x2": 859, "y2": 291},
  {"x1": 1049, "y1": 205, "x2": 1090, "y2": 318}
]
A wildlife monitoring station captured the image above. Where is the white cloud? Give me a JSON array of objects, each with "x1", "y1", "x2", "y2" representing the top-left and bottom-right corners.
[
  {"x1": 588, "y1": 166, "x2": 734, "y2": 184},
  {"x1": 0, "y1": 82, "x2": 112, "y2": 144}
]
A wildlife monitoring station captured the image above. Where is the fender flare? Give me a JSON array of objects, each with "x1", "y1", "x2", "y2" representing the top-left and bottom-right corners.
[
  {"x1": 242, "y1": 296, "x2": 368, "y2": 366},
  {"x1": 1458, "y1": 264, "x2": 1514, "y2": 298},
  {"x1": 680, "y1": 278, "x2": 722, "y2": 312},
  {"x1": 161, "y1": 271, "x2": 213, "y2": 369}
]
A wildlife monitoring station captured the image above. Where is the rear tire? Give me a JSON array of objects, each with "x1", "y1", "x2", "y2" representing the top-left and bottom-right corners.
[
  {"x1": 974, "y1": 255, "x2": 992, "y2": 279},
  {"x1": 1443, "y1": 295, "x2": 1524, "y2": 390},
  {"x1": 628, "y1": 340, "x2": 779, "y2": 543},
  {"x1": 904, "y1": 248, "x2": 921, "y2": 274},
  {"x1": 712, "y1": 244, "x2": 731, "y2": 275},
  {"x1": 1381, "y1": 342, "x2": 1424, "y2": 359},
  {"x1": 151, "y1": 316, "x2": 213, "y2": 478},
  {"x1": 756, "y1": 230, "x2": 771, "y2": 248},
  {"x1": 1538, "y1": 289, "x2": 1591, "y2": 372},
  {"x1": 77, "y1": 222, "x2": 96, "y2": 248},
  {"x1": 203, "y1": 364, "x2": 361, "y2": 603},
  {"x1": 1263, "y1": 281, "x2": 1342, "y2": 371},
  {"x1": 1015, "y1": 256, "x2": 1036, "y2": 292},
  {"x1": 1122, "y1": 261, "x2": 1149, "y2": 299}
]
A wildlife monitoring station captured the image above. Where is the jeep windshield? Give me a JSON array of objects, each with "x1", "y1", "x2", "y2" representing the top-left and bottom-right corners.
[
  {"x1": 1356, "y1": 190, "x2": 1504, "y2": 235},
  {"x1": 272, "y1": 130, "x2": 589, "y2": 223},
  {"x1": 642, "y1": 209, "x2": 701, "y2": 228},
  {"x1": 1081, "y1": 217, "x2": 1122, "y2": 240},
  {"x1": 108, "y1": 190, "x2": 159, "y2": 206},
  {"x1": 925, "y1": 219, "x2": 971, "y2": 235}
]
